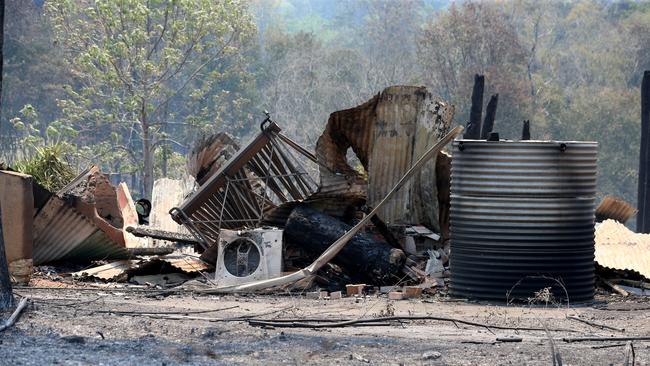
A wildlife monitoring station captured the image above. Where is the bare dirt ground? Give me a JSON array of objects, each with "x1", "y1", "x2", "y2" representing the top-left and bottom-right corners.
[{"x1": 1, "y1": 284, "x2": 649, "y2": 366}]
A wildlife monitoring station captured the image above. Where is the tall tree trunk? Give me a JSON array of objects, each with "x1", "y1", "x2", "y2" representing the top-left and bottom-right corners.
[
  {"x1": 0, "y1": 0, "x2": 14, "y2": 310},
  {"x1": 0, "y1": 205, "x2": 14, "y2": 310},
  {"x1": 141, "y1": 103, "x2": 154, "y2": 200},
  {"x1": 638, "y1": 71, "x2": 650, "y2": 233}
]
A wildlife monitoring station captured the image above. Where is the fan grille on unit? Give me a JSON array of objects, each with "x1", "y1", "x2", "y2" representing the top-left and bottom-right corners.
[{"x1": 223, "y1": 238, "x2": 261, "y2": 277}]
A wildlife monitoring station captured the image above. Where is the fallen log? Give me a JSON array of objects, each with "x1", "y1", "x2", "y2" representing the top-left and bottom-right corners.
[{"x1": 284, "y1": 205, "x2": 406, "y2": 285}]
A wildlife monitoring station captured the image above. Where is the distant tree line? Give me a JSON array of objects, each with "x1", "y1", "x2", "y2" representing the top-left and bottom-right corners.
[{"x1": 0, "y1": 0, "x2": 648, "y2": 204}]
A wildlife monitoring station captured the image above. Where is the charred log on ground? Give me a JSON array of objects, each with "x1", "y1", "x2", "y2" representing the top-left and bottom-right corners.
[{"x1": 284, "y1": 205, "x2": 406, "y2": 286}]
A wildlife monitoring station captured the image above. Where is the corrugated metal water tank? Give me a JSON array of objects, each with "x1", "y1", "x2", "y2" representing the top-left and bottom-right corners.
[{"x1": 449, "y1": 139, "x2": 598, "y2": 302}]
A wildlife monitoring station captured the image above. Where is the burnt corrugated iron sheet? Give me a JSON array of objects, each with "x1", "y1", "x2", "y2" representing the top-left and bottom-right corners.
[
  {"x1": 450, "y1": 140, "x2": 598, "y2": 302},
  {"x1": 595, "y1": 219, "x2": 650, "y2": 279},
  {"x1": 157, "y1": 255, "x2": 212, "y2": 273},
  {"x1": 71, "y1": 260, "x2": 137, "y2": 280},
  {"x1": 595, "y1": 196, "x2": 638, "y2": 223},
  {"x1": 32, "y1": 196, "x2": 129, "y2": 264},
  {"x1": 314, "y1": 86, "x2": 454, "y2": 229}
]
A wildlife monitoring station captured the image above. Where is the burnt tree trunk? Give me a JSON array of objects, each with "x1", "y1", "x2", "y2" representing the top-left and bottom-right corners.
[
  {"x1": 480, "y1": 94, "x2": 499, "y2": 139},
  {"x1": 284, "y1": 205, "x2": 406, "y2": 285},
  {"x1": 0, "y1": 204, "x2": 14, "y2": 310},
  {"x1": 0, "y1": 0, "x2": 13, "y2": 310},
  {"x1": 465, "y1": 74, "x2": 484, "y2": 139},
  {"x1": 638, "y1": 71, "x2": 650, "y2": 232},
  {"x1": 522, "y1": 120, "x2": 531, "y2": 140}
]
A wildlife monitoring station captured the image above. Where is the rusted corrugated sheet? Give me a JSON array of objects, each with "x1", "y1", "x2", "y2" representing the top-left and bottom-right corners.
[
  {"x1": 314, "y1": 86, "x2": 454, "y2": 229},
  {"x1": 32, "y1": 196, "x2": 129, "y2": 264},
  {"x1": 596, "y1": 219, "x2": 650, "y2": 279},
  {"x1": 596, "y1": 196, "x2": 638, "y2": 223},
  {"x1": 314, "y1": 93, "x2": 377, "y2": 200},
  {"x1": 158, "y1": 255, "x2": 212, "y2": 273},
  {"x1": 32, "y1": 166, "x2": 141, "y2": 265},
  {"x1": 187, "y1": 132, "x2": 239, "y2": 185}
]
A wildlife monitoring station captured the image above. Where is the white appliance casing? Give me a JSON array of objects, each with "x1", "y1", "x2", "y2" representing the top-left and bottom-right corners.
[{"x1": 214, "y1": 228, "x2": 283, "y2": 287}]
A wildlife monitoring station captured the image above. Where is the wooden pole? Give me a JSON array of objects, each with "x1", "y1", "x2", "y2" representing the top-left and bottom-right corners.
[
  {"x1": 480, "y1": 94, "x2": 499, "y2": 139},
  {"x1": 638, "y1": 71, "x2": 650, "y2": 233},
  {"x1": 0, "y1": 0, "x2": 14, "y2": 311},
  {"x1": 464, "y1": 74, "x2": 484, "y2": 139}
]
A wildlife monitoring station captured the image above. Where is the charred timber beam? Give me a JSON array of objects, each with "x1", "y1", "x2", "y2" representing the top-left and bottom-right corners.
[
  {"x1": 522, "y1": 120, "x2": 531, "y2": 140},
  {"x1": 465, "y1": 74, "x2": 484, "y2": 139},
  {"x1": 480, "y1": 94, "x2": 498, "y2": 139},
  {"x1": 126, "y1": 226, "x2": 200, "y2": 245}
]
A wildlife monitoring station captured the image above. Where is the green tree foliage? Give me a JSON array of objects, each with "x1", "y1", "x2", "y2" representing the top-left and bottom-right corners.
[
  {"x1": 14, "y1": 143, "x2": 77, "y2": 192},
  {"x1": 44, "y1": 0, "x2": 257, "y2": 198}
]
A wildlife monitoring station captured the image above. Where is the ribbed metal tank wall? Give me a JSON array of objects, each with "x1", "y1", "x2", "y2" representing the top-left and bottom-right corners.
[{"x1": 449, "y1": 140, "x2": 598, "y2": 302}]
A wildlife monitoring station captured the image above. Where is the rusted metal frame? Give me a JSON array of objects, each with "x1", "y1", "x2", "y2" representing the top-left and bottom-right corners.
[
  {"x1": 258, "y1": 144, "x2": 303, "y2": 201},
  {"x1": 192, "y1": 218, "x2": 266, "y2": 224},
  {"x1": 206, "y1": 194, "x2": 238, "y2": 227},
  {"x1": 224, "y1": 174, "x2": 260, "y2": 227},
  {"x1": 254, "y1": 145, "x2": 298, "y2": 201},
  {"x1": 268, "y1": 136, "x2": 314, "y2": 197},
  {"x1": 270, "y1": 134, "x2": 318, "y2": 190},
  {"x1": 192, "y1": 209, "x2": 223, "y2": 239},
  {"x1": 227, "y1": 175, "x2": 264, "y2": 226},
  {"x1": 169, "y1": 208, "x2": 211, "y2": 250},
  {"x1": 277, "y1": 133, "x2": 319, "y2": 164},
  {"x1": 225, "y1": 176, "x2": 277, "y2": 213},
  {"x1": 258, "y1": 143, "x2": 296, "y2": 196},
  {"x1": 195, "y1": 198, "x2": 227, "y2": 235},
  {"x1": 174, "y1": 123, "x2": 281, "y2": 219},
  {"x1": 267, "y1": 144, "x2": 309, "y2": 200},
  {"x1": 258, "y1": 139, "x2": 278, "y2": 227},
  {"x1": 202, "y1": 196, "x2": 235, "y2": 233},
  {"x1": 217, "y1": 178, "x2": 233, "y2": 230},
  {"x1": 233, "y1": 169, "x2": 266, "y2": 215},
  {"x1": 222, "y1": 172, "x2": 311, "y2": 183},
  {"x1": 277, "y1": 132, "x2": 339, "y2": 176},
  {"x1": 247, "y1": 155, "x2": 290, "y2": 203}
]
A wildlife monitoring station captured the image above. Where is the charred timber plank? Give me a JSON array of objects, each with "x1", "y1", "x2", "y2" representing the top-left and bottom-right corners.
[
  {"x1": 284, "y1": 205, "x2": 406, "y2": 286},
  {"x1": 480, "y1": 94, "x2": 499, "y2": 139},
  {"x1": 465, "y1": 74, "x2": 484, "y2": 139},
  {"x1": 522, "y1": 120, "x2": 531, "y2": 140},
  {"x1": 126, "y1": 226, "x2": 200, "y2": 245}
]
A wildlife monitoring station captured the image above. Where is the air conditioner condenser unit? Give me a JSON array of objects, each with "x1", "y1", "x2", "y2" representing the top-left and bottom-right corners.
[{"x1": 214, "y1": 228, "x2": 283, "y2": 287}]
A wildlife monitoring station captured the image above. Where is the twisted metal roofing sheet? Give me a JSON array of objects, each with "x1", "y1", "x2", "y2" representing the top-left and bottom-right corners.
[{"x1": 595, "y1": 220, "x2": 650, "y2": 279}]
